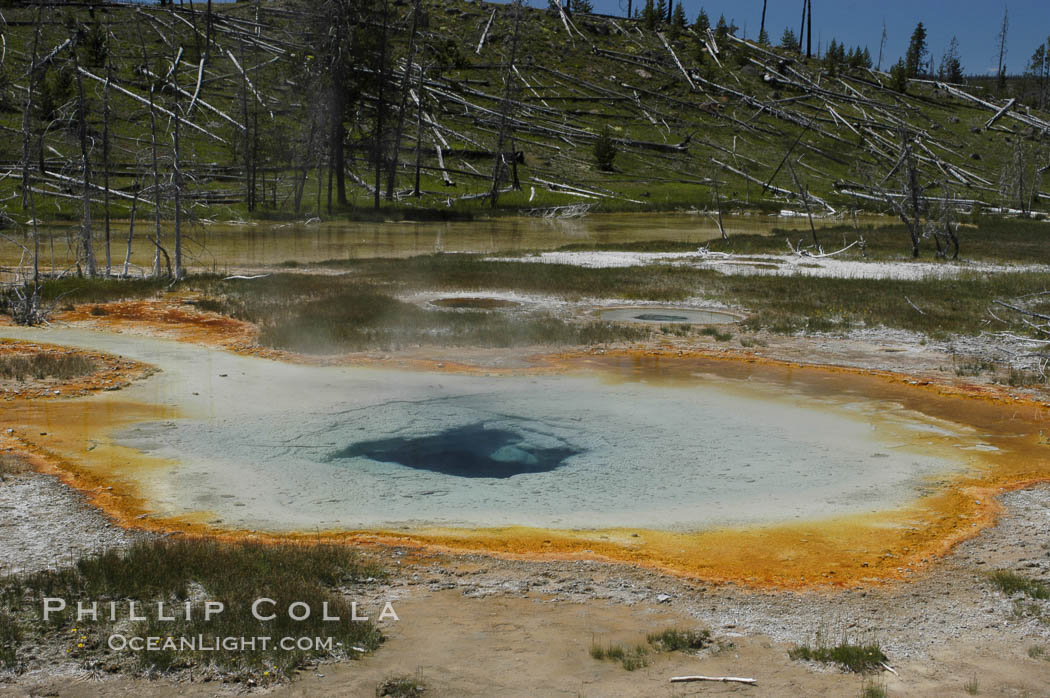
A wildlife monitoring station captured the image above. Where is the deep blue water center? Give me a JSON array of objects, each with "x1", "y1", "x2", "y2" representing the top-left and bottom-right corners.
[{"x1": 328, "y1": 423, "x2": 582, "y2": 478}]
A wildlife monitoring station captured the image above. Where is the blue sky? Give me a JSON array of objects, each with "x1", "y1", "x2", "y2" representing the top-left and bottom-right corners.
[{"x1": 511, "y1": 0, "x2": 1049, "y2": 75}]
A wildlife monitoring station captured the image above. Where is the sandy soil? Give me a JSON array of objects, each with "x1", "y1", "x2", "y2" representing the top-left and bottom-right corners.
[{"x1": 2, "y1": 301, "x2": 1050, "y2": 696}]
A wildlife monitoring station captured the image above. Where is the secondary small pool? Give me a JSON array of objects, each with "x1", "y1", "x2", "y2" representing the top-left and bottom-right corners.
[{"x1": 599, "y1": 307, "x2": 739, "y2": 325}]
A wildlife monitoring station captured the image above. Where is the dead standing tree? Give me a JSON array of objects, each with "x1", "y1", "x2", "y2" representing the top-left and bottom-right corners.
[
  {"x1": 18, "y1": 9, "x2": 45, "y2": 298},
  {"x1": 490, "y1": 1, "x2": 525, "y2": 209},
  {"x1": 374, "y1": 0, "x2": 391, "y2": 210},
  {"x1": 167, "y1": 44, "x2": 184, "y2": 279},
  {"x1": 923, "y1": 180, "x2": 961, "y2": 259},
  {"x1": 72, "y1": 51, "x2": 97, "y2": 277},
  {"x1": 10, "y1": 8, "x2": 48, "y2": 323},
  {"x1": 137, "y1": 28, "x2": 171, "y2": 278},
  {"x1": 1000, "y1": 139, "x2": 1045, "y2": 217},
  {"x1": 385, "y1": 0, "x2": 423, "y2": 201},
  {"x1": 885, "y1": 130, "x2": 926, "y2": 258},
  {"x1": 102, "y1": 31, "x2": 113, "y2": 276}
]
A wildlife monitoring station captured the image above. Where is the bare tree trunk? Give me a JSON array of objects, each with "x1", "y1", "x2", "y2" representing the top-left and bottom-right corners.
[
  {"x1": 123, "y1": 186, "x2": 138, "y2": 278},
  {"x1": 899, "y1": 135, "x2": 922, "y2": 258},
  {"x1": 787, "y1": 160, "x2": 819, "y2": 248},
  {"x1": 171, "y1": 47, "x2": 184, "y2": 279},
  {"x1": 137, "y1": 28, "x2": 165, "y2": 276},
  {"x1": 103, "y1": 60, "x2": 112, "y2": 276},
  {"x1": 806, "y1": 0, "x2": 812, "y2": 59},
  {"x1": 327, "y1": 150, "x2": 334, "y2": 213},
  {"x1": 490, "y1": 1, "x2": 524, "y2": 209},
  {"x1": 238, "y1": 40, "x2": 254, "y2": 211},
  {"x1": 759, "y1": 0, "x2": 767, "y2": 42},
  {"x1": 386, "y1": 0, "x2": 422, "y2": 201},
  {"x1": 293, "y1": 121, "x2": 314, "y2": 214},
  {"x1": 328, "y1": 67, "x2": 347, "y2": 207},
  {"x1": 798, "y1": 0, "x2": 806, "y2": 56},
  {"x1": 73, "y1": 53, "x2": 97, "y2": 277},
  {"x1": 21, "y1": 6, "x2": 43, "y2": 296},
  {"x1": 413, "y1": 42, "x2": 427, "y2": 198},
  {"x1": 712, "y1": 165, "x2": 727, "y2": 241},
  {"x1": 942, "y1": 186, "x2": 960, "y2": 260},
  {"x1": 316, "y1": 159, "x2": 323, "y2": 216},
  {"x1": 21, "y1": 6, "x2": 42, "y2": 215},
  {"x1": 996, "y1": 7, "x2": 1009, "y2": 97},
  {"x1": 186, "y1": 0, "x2": 202, "y2": 60},
  {"x1": 206, "y1": 0, "x2": 213, "y2": 59},
  {"x1": 251, "y1": 108, "x2": 259, "y2": 211},
  {"x1": 148, "y1": 79, "x2": 164, "y2": 276},
  {"x1": 878, "y1": 22, "x2": 887, "y2": 71},
  {"x1": 374, "y1": 0, "x2": 391, "y2": 210}
]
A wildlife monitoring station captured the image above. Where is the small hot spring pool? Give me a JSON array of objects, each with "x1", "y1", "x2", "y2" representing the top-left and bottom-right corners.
[
  {"x1": 599, "y1": 307, "x2": 739, "y2": 325},
  {"x1": 430, "y1": 297, "x2": 521, "y2": 310}
]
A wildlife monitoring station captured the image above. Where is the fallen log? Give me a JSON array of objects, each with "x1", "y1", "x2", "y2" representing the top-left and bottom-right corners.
[
  {"x1": 658, "y1": 32, "x2": 696, "y2": 91},
  {"x1": 475, "y1": 9, "x2": 495, "y2": 55},
  {"x1": 670, "y1": 675, "x2": 756, "y2": 685},
  {"x1": 985, "y1": 98, "x2": 1016, "y2": 129},
  {"x1": 76, "y1": 67, "x2": 228, "y2": 144}
]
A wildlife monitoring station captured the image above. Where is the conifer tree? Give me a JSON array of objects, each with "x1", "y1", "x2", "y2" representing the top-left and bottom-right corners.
[
  {"x1": 890, "y1": 58, "x2": 909, "y2": 92},
  {"x1": 643, "y1": 0, "x2": 657, "y2": 30},
  {"x1": 655, "y1": 0, "x2": 667, "y2": 26},
  {"x1": 1026, "y1": 38, "x2": 1050, "y2": 109},
  {"x1": 695, "y1": 8, "x2": 710, "y2": 33},
  {"x1": 669, "y1": 3, "x2": 687, "y2": 39},
  {"x1": 715, "y1": 14, "x2": 729, "y2": 42},
  {"x1": 780, "y1": 27, "x2": 800, "y2": 53},
  {"x1": 905, "y1": 22, "x2": 928, "y2": 78}
]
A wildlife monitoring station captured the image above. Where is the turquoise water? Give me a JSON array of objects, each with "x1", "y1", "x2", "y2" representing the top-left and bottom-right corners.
[{"x1": 0, "y1": 326, "x2": 980, "y2": 533}]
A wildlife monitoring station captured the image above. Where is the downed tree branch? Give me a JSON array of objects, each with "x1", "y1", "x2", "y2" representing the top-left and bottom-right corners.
[
  {"x1": 670, "y1": 675, "x2": 757, "y2": 685},
  {"x1": 76, "y1": 67, "x2": 227, "y2": 144},
  {"x1": 905, "y1": 296, "x2": 926, "y2": 315},
  {"x1": 658, "y1": 32, "x2": 696, "y2": 92},
  {"x1": 994, "y1": 300, "x2": 1050, "y2": 322},
  {"x1": 796, "y1": 238, "x2": 865, "y2": 258},
  {"x1": 985, "y1": 97, "x2": 1016, "y2": 129},
  {"x1": 475, "y1": 9, "x2": 495, "y2": 55}
]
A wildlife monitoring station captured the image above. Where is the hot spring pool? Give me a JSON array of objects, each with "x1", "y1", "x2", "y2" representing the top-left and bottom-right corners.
[
  {"x1": 599, "y1": 307, "x2": 739, "y2": 325},
  {"x1": 0, "y1": 327, "x2": 994, "y2": 536}
]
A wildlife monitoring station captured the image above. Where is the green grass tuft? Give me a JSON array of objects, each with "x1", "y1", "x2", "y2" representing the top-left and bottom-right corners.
[
  {"x1": 646, "y1": 627, "x2": 712, "y2": 652},
  {"x1": 788, "y1": 636, "x2": 887, "y2": 674},
  {"x1": 989, "y1": 570, "x2": 1050, "y2": 599},
  {"x1": 2, "y1": 538, "x2": 386, "y2": 677},
  {"x1": 699, "y1": 326, "x2": 734, "y2": 341},
  {"x1": 589, "y1": 640, "x2": 650, "y2": 671}
]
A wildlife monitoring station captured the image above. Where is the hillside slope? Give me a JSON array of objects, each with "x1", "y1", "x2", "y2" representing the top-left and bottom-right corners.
[{"x1": 0, "y1": 0, "x2": 1048, "y2": 224}]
